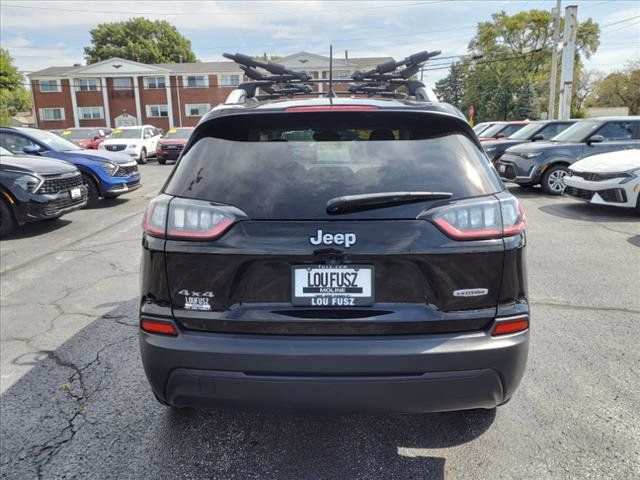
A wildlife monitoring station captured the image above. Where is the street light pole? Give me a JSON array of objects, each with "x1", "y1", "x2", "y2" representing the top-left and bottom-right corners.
[{"x1": 548, "y1": 0, "x2": 562, "y2": 119}]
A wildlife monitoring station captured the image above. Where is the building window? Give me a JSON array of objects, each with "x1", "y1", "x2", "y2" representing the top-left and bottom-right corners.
[
  {"x1": 78, "y1": 106, "x2": 104, "y2": 120},
  {"x1": 145, "y1": 76, "x2": 166, "y2": 89},
  {"x1": 145, "y1": 104, "x2": 169, "y2": 118},
  {"x1": 219, "y1": 74, "x2": 240, "y2": 87},
  {"x1": 113, "y1": 78, "x2": 133, "y2": 90},
  {"x1": 185, "y1": 104, "x2": 210, "y2": 117},
  {"x1": 184, "y1": 75, "x2": 208, "y2": 88},
  {"x1": 39, "y1": 108, "x2": 65, "y2": 121},
  {"x1": 75, "y1": 78, "x2": 100, "y2": 91},
  {"x1": 39, "y1": 80, "x2": 61, "y2": 92}
]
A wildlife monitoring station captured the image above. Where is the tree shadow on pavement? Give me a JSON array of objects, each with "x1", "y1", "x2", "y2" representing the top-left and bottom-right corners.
[{"x1": 0, "y1": 298, "x2": 495, "y2": 480}]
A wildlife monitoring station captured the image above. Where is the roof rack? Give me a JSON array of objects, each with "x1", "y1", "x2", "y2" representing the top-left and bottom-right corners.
[{"x1": 222, "y1": 50, "x2": 441, "y2": 101}]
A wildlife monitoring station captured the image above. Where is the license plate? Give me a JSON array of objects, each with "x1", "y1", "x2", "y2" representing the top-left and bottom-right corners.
[
  {"x1": 292, "y1": 265, "x2": 374, "y2": 307},
  {"x1": 499, "y1": 164, "x2": 506, "y2": 173},
  {"x1": 70, "y1": 188, "x2": 81, "y2": 199}
]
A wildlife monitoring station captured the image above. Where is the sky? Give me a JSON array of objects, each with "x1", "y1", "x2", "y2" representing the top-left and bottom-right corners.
[{"x1": 1, "y1": 0, "x2": 639, "y2": 86}]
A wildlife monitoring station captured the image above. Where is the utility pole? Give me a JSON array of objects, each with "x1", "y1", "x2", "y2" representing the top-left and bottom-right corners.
[
  {"x1": 558, "y1": 5, "x2": 578, "y2": 120},
  {"x1": 548, "y1": 0, "x2": 561, "y2": 119}
]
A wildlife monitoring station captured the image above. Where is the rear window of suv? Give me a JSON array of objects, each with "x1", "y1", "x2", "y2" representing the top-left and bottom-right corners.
[{"x1": 164, "y1": 111, "x2": 502, "y2": 219}]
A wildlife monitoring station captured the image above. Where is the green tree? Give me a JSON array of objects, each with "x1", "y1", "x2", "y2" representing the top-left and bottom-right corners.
[
  {"x1": 462, "y1": 9, "x2": 600, "y2": 121},
  {"x1": 434, "y1": 62, "x2": 465, "y2": 110},
  {"x1": 84, "y1": 18, "x2": 197, "y2": 64},
  {"x1": 586, "y1": 61, "x2": 640, "y2": 115},
  {"x1": 0, "y1": 48, "x2": 31, "y2": 126}
]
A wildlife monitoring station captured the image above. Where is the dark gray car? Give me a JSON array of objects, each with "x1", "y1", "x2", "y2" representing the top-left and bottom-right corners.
[
  {"x1": 482, "y1": 120, "x2": 576, "y2": 164},
  {"x1": 497, "y1": 117, "x2": 640, "y2": 194}
]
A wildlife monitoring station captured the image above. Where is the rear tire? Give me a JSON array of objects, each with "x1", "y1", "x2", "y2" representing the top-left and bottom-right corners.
[
  {"x1": 0, "y1": 199, "x2": 16, "y2": 237},
  {"x1": 137, "y1": 148, "x2": 147, "y2": 165},
  {"x1": 541, "y1": 164, "x2": 569, "y2": 195},
  {"x1": 635, "y1": 193, "x2": 640, "y2": 216},
  {"x1": 157, "y1": 157, "x2": 166, "y2": 165},
  {"x1": 82, "y1": 174, "x2": 100, "y2": 208}
]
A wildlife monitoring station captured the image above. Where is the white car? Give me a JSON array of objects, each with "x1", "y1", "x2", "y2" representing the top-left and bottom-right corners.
[
  {"x1": 99, "y1": 125, "x2": 163, "y2": 164},
  {"x1": 564, "y1": 149, "x2": 640, "y2": 214}
]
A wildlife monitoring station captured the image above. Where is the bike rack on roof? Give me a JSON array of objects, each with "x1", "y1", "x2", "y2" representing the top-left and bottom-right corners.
[{"x1": 222, "y1": 49, "x2": 441, "y2": 102}]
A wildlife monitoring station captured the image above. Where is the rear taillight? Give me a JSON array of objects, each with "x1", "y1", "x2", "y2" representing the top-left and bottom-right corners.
[
  {"x1": 431, "y1": 196, "x2": 526, "y2": 241},
  {"x1": 491, "y1": 315, "x2": 529, "y2": 336},
  {"x1": 143, "y1": 195, "x2": 236, "y2": 240}
]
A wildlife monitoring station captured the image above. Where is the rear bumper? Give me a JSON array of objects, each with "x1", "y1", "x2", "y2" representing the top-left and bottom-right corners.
[{"x1": 140, "y1": 324, "x2": 529, "y2": 413}]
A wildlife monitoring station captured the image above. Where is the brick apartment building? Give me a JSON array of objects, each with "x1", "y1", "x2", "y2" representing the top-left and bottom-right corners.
[{"x1": 28, "y1": 52, "x2": 391, "y2": 130}]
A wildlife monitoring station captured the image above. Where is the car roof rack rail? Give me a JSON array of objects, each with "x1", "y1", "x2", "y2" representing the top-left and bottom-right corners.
[{"x1": 222, "y1": 50, "x2": 442, "y2": 102}]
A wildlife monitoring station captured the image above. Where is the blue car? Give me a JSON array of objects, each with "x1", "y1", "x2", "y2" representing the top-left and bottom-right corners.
[{"x1": 0, "y1": 127, "x2": 141, "y2": 207}]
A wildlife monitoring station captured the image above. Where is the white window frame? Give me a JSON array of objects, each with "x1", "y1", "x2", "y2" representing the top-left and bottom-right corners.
[
  {"x1": 183, "y1": 75, "x2": 209, "y2": 88},
  {"x1": 113, "y1": 78, "x2": 133, "y2": 90},
  {"x1": 218, "y1": 74, "x2": 240, "y2": 87},
  {"x1": 75, "y1": 78, "x2": 100, "y2": 92},
  {"x1": 39, "y1": 107, "x2": 65, "y2": 121},
  {"x1": 78, "y1": 106, "x2": 104, "y2": 120},
  {"x1": 39, "y1": 79, "x2": 61, "y2": 93},
  {"x1": 185, "y1": 103, "x2": 210, "y2": 117},
  {"x1": 144, "y1": 76, "x2": 166, "y2": 89},
  {"x1": 145, "y1": 104, "x2": 169, "y2": 118}
]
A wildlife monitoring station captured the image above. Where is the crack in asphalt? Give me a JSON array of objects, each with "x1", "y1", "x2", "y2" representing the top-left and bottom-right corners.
[
  {"x1": 25, "y1": 333, "x2": 135, "y2": 479},
  {"x1": 531, "y1": 299, "x2": 640, "y2": 315}
]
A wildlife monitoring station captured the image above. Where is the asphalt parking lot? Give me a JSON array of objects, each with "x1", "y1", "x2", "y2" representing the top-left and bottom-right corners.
[{"x1": 1, "y1": 164, "x2": 639, "y2": 479}]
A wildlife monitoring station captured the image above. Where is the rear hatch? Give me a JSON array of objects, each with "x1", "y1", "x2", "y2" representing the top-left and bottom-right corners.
[{"x1": 156, "y1": 109, "x2": 511, "y2": 334}]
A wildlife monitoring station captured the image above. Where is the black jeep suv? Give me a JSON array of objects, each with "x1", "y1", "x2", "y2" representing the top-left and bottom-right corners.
[{"x1": 139, "y1": 54, "x2": 529, "y2": 413}]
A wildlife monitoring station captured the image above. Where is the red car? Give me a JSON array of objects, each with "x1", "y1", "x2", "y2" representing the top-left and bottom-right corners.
[
  {"x1": 58, "y1": 127, "x2": 112, "y2": 149},
  {"x1": 478, "y1": 121, "x2": 530, "y2": 141},
  {"x1": 156, "y1": 127, "x2": 194, "y2": 164}
]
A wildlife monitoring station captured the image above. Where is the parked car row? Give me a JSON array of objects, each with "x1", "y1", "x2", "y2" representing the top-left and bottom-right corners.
[
  {"x1": 480, "y1": 117, "x2": 640, "y2": 213},
  {"x1": 0, "y1": 124, "x2": 197, "y2": 236}
]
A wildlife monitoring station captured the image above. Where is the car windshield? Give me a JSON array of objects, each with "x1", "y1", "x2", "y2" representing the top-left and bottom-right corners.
[
  {"x1": 479, "y1": 123, "x2": 507, "y2": 137},
  {"x1": 108, "y1": 128, "x2": 142, "y2": 139},
  {"x1": 551, "y1": 121, "x2": 600, "y2": 142},
  {"x1": 165, "y1": 112, "x2": 503, "y2": 220},
  {"x1": 163, "y1": 128, "x2": 193, "y2": 139},
  {"x1": 508, "y1": 122, "x2": 543, "y2": 140},
  {"x1": 61, "y1": 129, "x2": 96, "y2": 140},
  {"x1": 473, "y1": 123, "x2": 493, "y2": 135},
  {"x1": 26, "y1": 129, "x2": 82, "y2": 151}
]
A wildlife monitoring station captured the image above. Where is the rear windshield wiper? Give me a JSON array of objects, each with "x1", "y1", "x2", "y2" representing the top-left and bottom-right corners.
[{"x1": 326, "y1": 191, "x2": 452, "y2": 214}]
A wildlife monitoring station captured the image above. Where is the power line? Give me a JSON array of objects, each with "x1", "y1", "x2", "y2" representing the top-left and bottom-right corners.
[{"x1": 601, "y1": 15, "x2": 640, "y2": 28}]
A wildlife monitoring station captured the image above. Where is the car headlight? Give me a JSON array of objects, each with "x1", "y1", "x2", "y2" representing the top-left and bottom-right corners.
[
  {"x1": 128, "y1": 144, "x2": 138, "y2": 149},
  {"x1": 15, "y1": 174, "x2": 42, "y2": 193},
  {"x1": 620, "y1": 168, "x2": 640, "y2": 184},
  {"x1": 484, "y1": 146, "x2": 497, "y2": 154},
  {"x1": 101, "y1": 162, "x2": 118, "y2": 176},
  {"x1": 522, "y1": 152, "x2": 542, "y2": 159}
]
